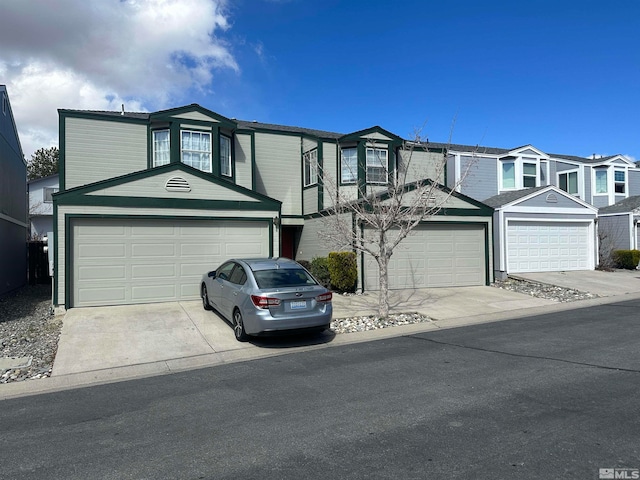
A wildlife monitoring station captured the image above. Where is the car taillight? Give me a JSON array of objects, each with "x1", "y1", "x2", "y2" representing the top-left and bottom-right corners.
[
  {"x1": 251, "y1": 295, "x2": 281, "y2": 309},
  {"x1": 316, "y1": 292, "x2": 332, "y2": 303}
]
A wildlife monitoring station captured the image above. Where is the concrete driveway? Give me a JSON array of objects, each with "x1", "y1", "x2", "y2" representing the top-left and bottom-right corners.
[{"x1": 27, "y1": 269, "x2": 640, "y2": 398}]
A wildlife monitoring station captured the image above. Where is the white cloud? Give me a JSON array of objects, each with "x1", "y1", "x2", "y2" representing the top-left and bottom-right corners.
[{"x1": 0, "y1": 0, "x2": 238, "y2": 159}]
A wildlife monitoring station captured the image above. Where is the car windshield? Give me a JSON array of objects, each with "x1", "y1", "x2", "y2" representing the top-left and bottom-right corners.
[{"x1": 252, "y1": 268, "x2": 318, "y2": 289}]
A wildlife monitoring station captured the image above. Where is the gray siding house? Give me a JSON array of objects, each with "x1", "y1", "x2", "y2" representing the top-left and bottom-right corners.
[
  {"x1": 0, "y1": 86, "x2": 27, "y2": 296},
  {"x1": 598, "y1": 196, "x2": 640, "y2": 253},
  {"x1": 54, "y1": 105, "x2": 494, "y2": 310}
]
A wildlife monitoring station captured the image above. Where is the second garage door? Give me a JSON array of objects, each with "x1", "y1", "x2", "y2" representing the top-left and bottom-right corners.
[
  {"x1": 363, "y1": 224, "x2": 487, "y2": 290},
  {"x1": 72, "y1": 218, "x2": 270, "y2": 307},
  {"x1": 506, "y1": 221, "x2": 592, "y2": 273}
]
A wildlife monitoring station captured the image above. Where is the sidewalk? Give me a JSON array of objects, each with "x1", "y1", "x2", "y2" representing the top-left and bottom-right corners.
[{"x1": 2, "y1": 270, "x2": 640, "y2": 400}]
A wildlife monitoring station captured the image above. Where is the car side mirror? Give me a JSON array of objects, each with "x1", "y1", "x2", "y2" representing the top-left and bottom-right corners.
[{"x1": 208, "y1": 271, "x2": 216, "y2": 279}]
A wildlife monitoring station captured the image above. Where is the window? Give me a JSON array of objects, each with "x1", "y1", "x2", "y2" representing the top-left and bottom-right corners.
[
  {"x1": 181, "y1": 130, "x2": 211, "y2": 172},
  {"x1": 559, "y1": 171, "x2": 578, "y2": 195},
  {"x1": 303, "y1": 149, "x2": 318, "y2": 187},
  {"x1": 229, "y1": 265, "x2": 247, "y2": 285},
  {"x1": 1, "y1": 92, "x2": 6, "y2": 116},
  {"x1": 44, "y1": 187, "x2": 59, "y2": 203},
  {"x1": 220, "y1": 135, "x2": 232, "y2": 177},
  {"x1": 615, "y1": 170, "x2": 626, "y2": 194},
  {"x1": 366, "y1": 148, "x2": 388, "y2": 184},
  {"x1": 341, "y1": 147, "x2": 357, "y2": 184},
  {"x1": 216, "y1": 262, "x2": 236, "y2": 281},
  {"x1": 153, "y1": 130, "x2": 170, "y2": 167},
  {"x1": 523, "y1": 163, "x2": 537, "y2": 188},
  {"x1": 502, "y1": 161, "x2": 515, "y2": 189},
  {"x1": 595, "y1": 170, "x2": 608, "y2": 194}
]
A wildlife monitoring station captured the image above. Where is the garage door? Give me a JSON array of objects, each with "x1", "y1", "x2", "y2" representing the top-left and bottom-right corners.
[
  {"x1": 507, "y1": 221, "x2": 591, "y2": 273},
  {"x1": 363, "y1": 224, "x2": 486, "y2": 290},
  {"x1": 72, "y1": 218, "x2": 270, "y2": 307}
]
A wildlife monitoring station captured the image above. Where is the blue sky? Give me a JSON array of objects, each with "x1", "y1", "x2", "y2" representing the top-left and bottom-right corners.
[{"x1": 1, "y1": 0, "x2": 638, "y2": 160}]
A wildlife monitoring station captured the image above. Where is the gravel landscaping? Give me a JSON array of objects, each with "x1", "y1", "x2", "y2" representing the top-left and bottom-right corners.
[{"x1": 0, "y1": 278, "x2": 597, "y2": 384}]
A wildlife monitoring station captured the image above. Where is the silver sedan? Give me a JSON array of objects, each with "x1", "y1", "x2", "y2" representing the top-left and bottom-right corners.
[{"x1": 201, "y1": 258, "x2": 333, "y2": 341}]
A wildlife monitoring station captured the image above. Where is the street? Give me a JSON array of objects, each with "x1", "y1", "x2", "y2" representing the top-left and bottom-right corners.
[{"x1": 1, "y1": 298, "x2": 639, "y2": 479}]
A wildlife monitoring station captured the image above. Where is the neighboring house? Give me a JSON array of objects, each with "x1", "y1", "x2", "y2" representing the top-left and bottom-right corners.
[
  {"x1": 0, "y1": 85, "x2": 27, "y2": 296},
  {"x1": 444, "y1": 143, "x2": 640, "y2": 208},
  {"x1": 28, "y1": 173, "x2": 59, "y2": 239},
  {"x1": 598, "y1": 196, "x2": 640, "y2": 253},
  {"x1": 53, "y1": 104, "x2": 494, "y2": 309},
  {"x1": 483, "y1": 186, "x2": 598, "y2": 279}
]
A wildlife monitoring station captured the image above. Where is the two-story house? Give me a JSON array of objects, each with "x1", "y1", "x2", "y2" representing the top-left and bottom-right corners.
[
  {"x1": 0, "y1": 85, "x2": 27, "y2": 296},
  {"x1": 442, "y1": 143, "x2": 640, "y2": 277},
  {"x1": 28, "y1": 173, "x2": 59, "y2": 239},
  {"x1": 53, "y1": 104, "x2": 493, "y2": 310}
]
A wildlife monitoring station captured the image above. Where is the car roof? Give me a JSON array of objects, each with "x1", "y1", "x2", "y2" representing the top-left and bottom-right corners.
[{"x1": 234, "y1": 257, "x2": 302, "y2": 271}]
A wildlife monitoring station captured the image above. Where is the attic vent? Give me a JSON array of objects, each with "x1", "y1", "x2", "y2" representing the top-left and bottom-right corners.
[
  {"x1": 546, "y1": 193, "x2": 558, "y2": 203},
  {"x1": 165, "y1": 176, "x2": 191, "y2": 192}
]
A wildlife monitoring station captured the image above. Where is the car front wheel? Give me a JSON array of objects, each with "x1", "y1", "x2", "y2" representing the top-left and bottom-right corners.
[
  {"x1": 233, "y1": 309, "x2": 249, "y2": 342},
  {"x1": 201, "y1": 285, "x2": 212, "y2": 311}
]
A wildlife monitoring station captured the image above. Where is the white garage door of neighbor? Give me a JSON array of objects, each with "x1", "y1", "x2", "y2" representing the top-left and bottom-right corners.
[
  {"x1": 363, "y1": 224, "x2": 486, "y2": 290},
  {"x1": 72, "y1": 218, "x2": 270, "y2": 307},
  {"x1": 507, "y1": 221, "x2": 591, "y2": 273}
]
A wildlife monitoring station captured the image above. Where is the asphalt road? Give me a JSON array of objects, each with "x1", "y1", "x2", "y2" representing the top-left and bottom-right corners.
[{"x1": 1, "y1": 299, "x2": 640, "y2": 480}]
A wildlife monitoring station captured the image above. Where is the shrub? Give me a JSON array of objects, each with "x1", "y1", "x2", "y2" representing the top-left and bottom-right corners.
[
  {"x1": 297, "y1": 259, "x2": 311, "y2": 271},
  {"x1": 612, "y1": 250, "x2": 640, "y2": 270},
  {"x1": 309, "y1": 256, "x2": 331, "y2": 288},
  {"x1": 327, "y1": 251, "x2": 358, "y2": 293}
]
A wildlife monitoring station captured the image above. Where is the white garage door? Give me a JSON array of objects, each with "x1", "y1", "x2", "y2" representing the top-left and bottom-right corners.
[
  {"x1": 72, "y1": 218, "x2": 270, "y2": 307},
  {"x1": 363, "y1": 224, "x2": 486, "y2": 290},
  {"x1": 507, "y1": 221, "x2": 591, "y2": 273}
]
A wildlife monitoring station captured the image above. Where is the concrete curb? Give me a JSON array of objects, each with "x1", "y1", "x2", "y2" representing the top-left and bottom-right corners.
[{"x1": 3, "y1": 291, "x2": 640, "y2": 401}]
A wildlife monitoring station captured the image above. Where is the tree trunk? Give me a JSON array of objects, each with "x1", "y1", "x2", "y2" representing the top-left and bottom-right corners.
[{"x1": 378, "y1": 255, "x2": 390, "y2": 317}]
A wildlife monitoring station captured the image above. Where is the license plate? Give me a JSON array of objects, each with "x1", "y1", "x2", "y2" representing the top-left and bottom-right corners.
[{"x1": 290, "y1": 300, "x2": 307, "y2": 310}]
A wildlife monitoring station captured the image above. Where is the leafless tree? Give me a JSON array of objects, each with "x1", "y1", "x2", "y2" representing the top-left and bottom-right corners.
[{"x1": 317, "y1": 130, "x2": 477, "y2": 317}]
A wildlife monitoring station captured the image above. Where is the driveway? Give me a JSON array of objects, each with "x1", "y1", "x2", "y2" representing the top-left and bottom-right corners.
[
  {"x1": 42, "y1": 269, "x2": 640, "y2": 392},
  {"x1": 514, "y1": 269, "x2": 640, "y2": 297}
]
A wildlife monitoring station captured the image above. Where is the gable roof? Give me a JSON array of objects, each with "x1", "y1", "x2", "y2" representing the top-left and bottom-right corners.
[
  {"x1": 482, "y1": 185, "x2": 597, "y2": 211},
  {"x1": 599, "y1": 195, "x2": 640, "y2": 214}
]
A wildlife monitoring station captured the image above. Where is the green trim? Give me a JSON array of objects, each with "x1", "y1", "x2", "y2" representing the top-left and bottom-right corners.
[
  {"x1": 57, "y1": 195, "x2": 280, "y2": 211},
  {"x1": 52, "y1": 201, "x2": 59, "y2": 306},
  {"x1": 58, "y1": 112, "x2": 66, "y2": 191},
  {"x1": 251, "y1": 133, "x2": 257, "y2": 191},
  {"x1": 339, "y1": 125, "x2": 403, "y2": 143},
  {"x1": 63, "y1": 213, "x2": 274, "y2": 309},
  {"x1": 149, "y1": 104, "x2": 237, "y2": 130},
  {"x1": 170, "y1": 124, "x2": 181, "y2": 164},
  {"x1": 212, "y1": 125, "x2": 221, "y2": 176},
  {"x1": 55, "y1": 162, "x2": 281, "y2": 209},
  {"x1": 317, "y1": 141, "x2": 324, "y2": 211}
]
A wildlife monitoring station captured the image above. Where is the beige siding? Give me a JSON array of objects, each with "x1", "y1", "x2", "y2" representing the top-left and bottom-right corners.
[
  {"x1": 172, "y1": 111, "x2": 220, "y2": 122},
  {"x1": 322, "y1": 142, "x2": 338, "y2": 208},
  {"x1": 254, "y1": 132, "x2": 302, "y2": 215},
  {"x1": 296, "y1": 213, "x2": 352, "y2": 261},
  {"x1": 302, "y1": 138, "x2": 317, "y2": 152},
  {"x1": 65, "y1": 117, "x2": 147, "y2": 189},
  {"x1": 235, "y1": 134, "x2": 253, "y2": 190},
  {"x1": 399, "y1": 149, "x2": 445, "y2": 184},
  {"x1": 303, "y1": 187, "x2": 318, "y2": 215},
  {"x1": 87, "y1": 171, "x2": 261, "y2": 202}
]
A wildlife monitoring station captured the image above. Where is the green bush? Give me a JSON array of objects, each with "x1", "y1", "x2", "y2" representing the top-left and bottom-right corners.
[
  {"x1": 328, "y1": 251, "x2": 358, "y2": 293},
  {"x1": 309, "y1": 256, "x2": 331, "y2": 288},
  {"x1": 612, "y1": 250, "x2": 640, "y2": 270}
]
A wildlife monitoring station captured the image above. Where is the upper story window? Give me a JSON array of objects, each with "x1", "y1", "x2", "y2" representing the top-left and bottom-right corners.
[
  {"x1": 559, "y1": 171, "x2": 578, "y2": 195},
  {"x1": 595, "y1": 169, "x2": 608, "y2": 194},
  {"x1": 341, "y1": 147, "x2": 357, "y2": 184},
  {"x1": 1, "y1": 92, "x2": 6, "y2": 116},
  {"x1": 523, "y1": 162, "x2": 537, "y2": 188},
  {"x1": 220, "y1": 135, "x2": 232, "y2": 177},
  {"x1": 181, "y1": 130, "x2": 211, "y2": 172},
  {"x1": 44, "y1": 187, "x2": 59, "y2": 203},
  {"x1": 501, "y1": 161, "x2": 515, "y2": 189},
  {"x1": 366, "y1": 148, "x2": 388, "y2": 184},
  {"x1": 303, "y1": 149, "x2": 318, "y2": 187},
  {"x1": 615, "y1": 170, "x2": 626, "y2": 193},
  {"x1": 153, "y1": 130, "x2": 171, "y2": 167}
]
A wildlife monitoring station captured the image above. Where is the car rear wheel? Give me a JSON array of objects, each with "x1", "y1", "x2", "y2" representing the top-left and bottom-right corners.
[
  {"x1": 233, "y1": 309, "x2": 248, "y2": 342},
  {"x1": 201, "y1": 285, "x2": 212, "y2": 311}
]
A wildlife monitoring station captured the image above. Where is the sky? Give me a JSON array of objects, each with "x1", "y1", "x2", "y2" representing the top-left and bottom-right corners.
[{"x1": 1, "y1": 0, "x2": 639, "y2": 161}]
